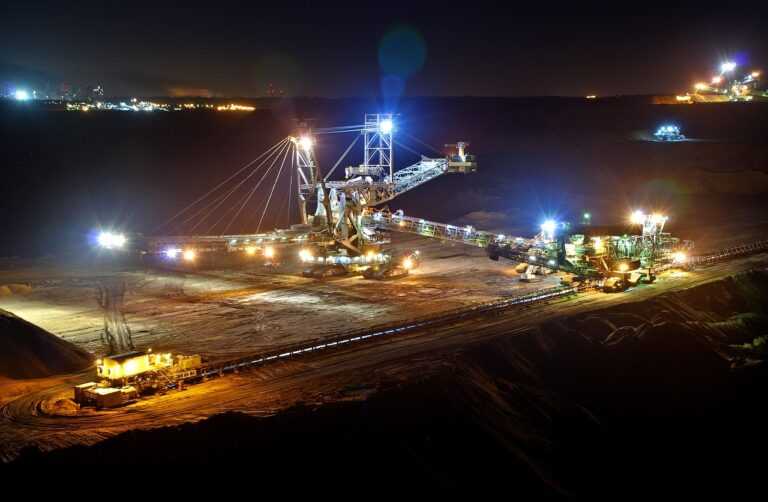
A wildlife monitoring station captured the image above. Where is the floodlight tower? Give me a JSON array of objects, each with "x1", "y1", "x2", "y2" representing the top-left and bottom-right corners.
[{"x1": 362, "y1": 113, "x2": 394, "y2": 182}]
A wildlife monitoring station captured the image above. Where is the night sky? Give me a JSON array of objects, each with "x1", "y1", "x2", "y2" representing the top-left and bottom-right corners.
[{"x1": 1, "y1": 2, "x2": 766, "y2": 98}]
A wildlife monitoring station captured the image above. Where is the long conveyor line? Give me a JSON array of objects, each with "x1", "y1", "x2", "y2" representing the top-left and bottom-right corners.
[{"x1": 183, "y1": 238, "x2": 768, "y2": 382}]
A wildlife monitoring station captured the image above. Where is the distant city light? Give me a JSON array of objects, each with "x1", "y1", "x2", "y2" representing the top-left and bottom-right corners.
[
  {"x1": 711, "y1": 76, "x2": 722, "y2": 85},
  {"x1": 694, "y1": 82, "x2": 707, "y2": 91},
  {"x1": 379, "y1": 118, "x2": 394, "y2": 134},
  {"x1": 13, "y1": 89, "x2": 30, "y2": 101},
  {"x1": 216, "y1": 104, "x2": 255, "y2": 112},
  {"x1": 752, "y1": 71, "x2": 761, "y2": 78},
  {"x1": 720, "y1": 61, "x2": 736, "y2": 73}
]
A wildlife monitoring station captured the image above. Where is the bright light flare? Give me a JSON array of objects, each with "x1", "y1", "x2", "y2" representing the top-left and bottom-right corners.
[
  {"x1": 629, "y1": 210, "x2": 646, "y2": 225},
  {"x1": 245, "y1": 246, "x2": 257, "y2": 256},
  {"x1": 299, "y1": 248, "x2": 313, "y2": 262},
  {"x1": 298, "y1": 136, "x2": 313, "y2": 152},
  {"x1": 183, "y1": 249, "x2": 196, "y2": 262},
  {"x1": 720, "y1": 61, "x2": 736, "y2": 73},
  {"x1": 164, "y1": 247, "x2": 180, "y2": 259},
  {"x1": 752, "y1": 71, "x2": 761, "y2": 78},
  {"x1": 97, "y1": 231, "x2": 126, "y2": 249},
  {"x1": 694, "y1": 82, "x2": 707, "y2": 91},
  {"x1": 379, "y1": 118, "x2": 394, "y2": 134},
  {"x1": 673, "y1": 251, "x2": 687, "y2": 264},
  {"x1": 13, "y1": 89, "x2": 30, "y2": 101},
  {"x1": 540, "y1": 219, "x2": 557, "y2": 237},
  {"x1": 711, "y1": 76, "x2": 722, "y2": 85},
  {"x1": 402, "y1": 257, "x2": 414, "y2": 270},
  {"x1": 264, "y1": 245, "x2": 275, "y2": 259}
]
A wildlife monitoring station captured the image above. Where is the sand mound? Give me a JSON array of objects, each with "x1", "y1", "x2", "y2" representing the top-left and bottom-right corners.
[
  {"x1": 0, "y1": 284, "x2": 33, "y2": 296},
  {"x1": 7, "y1": 283, "x2": 33, "y2": 295},
  {"x1": 41, "y1": 398, "x2": 80, "y2": 416},
  {"x1": 0, "y1": 308, "x2": 93, "y2": 379}
]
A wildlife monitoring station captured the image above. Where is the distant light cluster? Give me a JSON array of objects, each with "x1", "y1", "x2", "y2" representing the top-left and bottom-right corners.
[
  {"x1": 215, "y1": 104, "x2": 256, "y2": 112},
  {"x1": 62, "y1": 100, "x2": 255, "y2": 113},
  {"x1": 3, "y1": 91, "x2": 260, "y2": 113},
  {"x1": 65, "y1": 99, "x2": 222, "y2": 112}
]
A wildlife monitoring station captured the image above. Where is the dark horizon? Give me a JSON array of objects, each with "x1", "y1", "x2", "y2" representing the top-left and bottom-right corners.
[{"x1": 2, "y1": 3, "x2": 767, "y2": 99}]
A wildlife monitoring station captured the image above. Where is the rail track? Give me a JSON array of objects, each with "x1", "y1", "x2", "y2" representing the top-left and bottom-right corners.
[{"x1": 186, "y1": 239, "x2": 768, "y2": 381}]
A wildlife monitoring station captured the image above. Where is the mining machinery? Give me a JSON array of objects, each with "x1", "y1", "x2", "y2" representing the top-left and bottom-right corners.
[
  {"x1": 142, "y1": 113, "x2": 478, "y2": 274},
  {"x1": 104, "y1": 113, "x2": 690, "y2": 290},
  {"x1": 689, "y1": 61, "x2": 765, "y2": 102},
  {"x1": 653, "y1": 125, "x2": 685, "y2": 142}
]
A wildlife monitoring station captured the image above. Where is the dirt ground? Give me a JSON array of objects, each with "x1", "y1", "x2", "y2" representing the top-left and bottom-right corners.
[
  {"x1": 0, "y1": 234, "x2": 560, "y2": 361},
  {"x1": 1, "y1": 252, "x2": 765, "y2": 465}
]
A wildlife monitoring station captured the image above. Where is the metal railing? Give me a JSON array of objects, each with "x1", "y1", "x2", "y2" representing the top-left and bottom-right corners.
[
  {"x1": 363, "y1": 208, "x2": 528, "y2": 248},
  {"x1": 392, "y1": 158, "x2": 449, "y2": 195}
]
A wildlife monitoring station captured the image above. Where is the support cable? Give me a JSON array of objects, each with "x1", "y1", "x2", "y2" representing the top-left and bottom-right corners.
[
  {"x1": 323, "y1": 134, "x2": 360, "y2": 181},
  {"x1": 189, "y1": 138, "x2": 289, "y2": 233},
  {"x1": 314, "y1": 124, "x2": 365, "y2": 134},
  {"x1": 286, "y1": 150, "x2": 295, "y2": 227},
  {"x1": 177, "y1": 144, "x2": 287, "y2": 231},
  {"x1": 154, "y1": 137, "x2": 290, "y2": 231},
  {"x1": 394, "y1": 140, "x2": 423, "y2": 158},
  {"x1": 221, "y1": 141, "x2": 291, "y2": 235},
  {"x1": 405, "y1": 133, "x2": 443, "y2": 157},
  {"x1": 256, "y1": 142, "x2": 292, "y2": 232}
]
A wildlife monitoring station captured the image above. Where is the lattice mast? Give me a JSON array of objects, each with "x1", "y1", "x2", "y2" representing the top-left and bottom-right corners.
[{"x1": 363, "y1": 113, "x2": 394, "y2": 182}]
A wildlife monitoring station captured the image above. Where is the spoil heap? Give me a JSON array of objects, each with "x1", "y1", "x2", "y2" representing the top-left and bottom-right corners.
[{"x1": 0, "y1": 309, "x2": 92, "y2": 379}]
